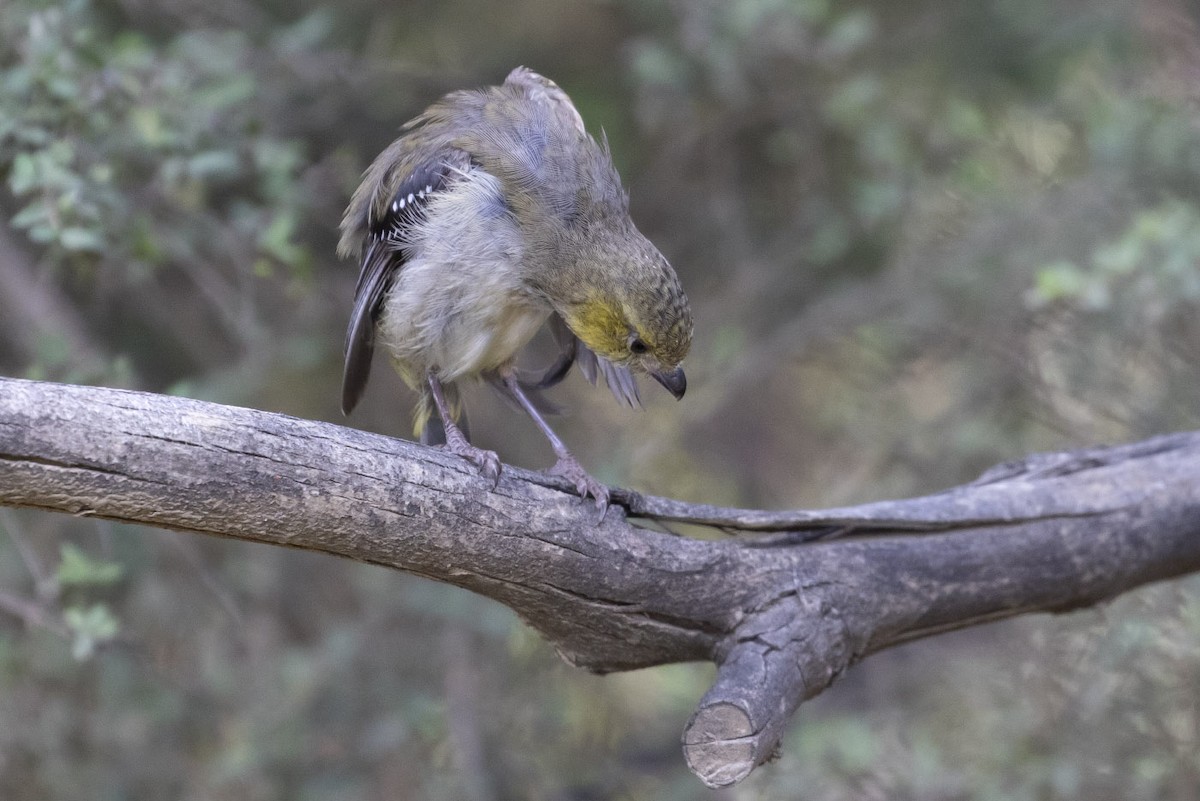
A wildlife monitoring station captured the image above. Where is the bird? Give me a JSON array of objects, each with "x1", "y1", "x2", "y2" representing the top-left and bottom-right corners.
[{"x1": 338, "y1": 67, "x2": 692, "y2": 509}]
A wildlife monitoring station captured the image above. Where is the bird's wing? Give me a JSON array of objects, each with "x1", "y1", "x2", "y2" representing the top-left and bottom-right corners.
[
  {"x1": 520, "y1": 311, "x2": 643, "y2": 407},
  {"x1": 579, "y1": 344, "x2": 642, "y2": 409},
  {"x1": 340, "y1": 156, "x2": 463, "y2": 415},
  {"x1": 525, "y1": 314, "x2": 641, "y2": 409},
  {"x1": 523, "y1": 313, "x2": 577, "y2": 389}
]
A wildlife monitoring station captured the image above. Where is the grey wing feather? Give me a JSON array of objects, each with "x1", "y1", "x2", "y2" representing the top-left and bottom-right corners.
[
  {"x1": 340, "y1": 160, "x2": 454, "y2": 415},
  {"x1": 593, "y1": 351, "x2": 641, "y2": 408},
  {"x1": 525, "y1": 313, "x2": 577, "y2": 389},
  {"x1": 341, "y1": 238, "x2": 392, "y2": 415},
  {"x1": 577, "y1": 344, "x2": 640, "y2": 407}
]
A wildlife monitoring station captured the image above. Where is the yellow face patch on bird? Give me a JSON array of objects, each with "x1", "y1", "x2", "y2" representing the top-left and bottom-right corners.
[
  {"x1": 564, "y1": 288, "x2": 692, "y2": 401},
  {"x1": 564, "y1": 295, "x2": 632, "y2": 363}
]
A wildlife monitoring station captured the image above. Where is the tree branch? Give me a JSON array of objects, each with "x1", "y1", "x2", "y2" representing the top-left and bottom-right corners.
[{"x1": 1, "y1": 376, "x2": 1198, "y2": 787}]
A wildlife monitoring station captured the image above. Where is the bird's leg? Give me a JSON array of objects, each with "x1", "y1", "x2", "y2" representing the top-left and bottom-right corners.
[
  {"x1": 427, "y1": 373, "x2": 500, "y2": 487},
  {"x1": 501, "y1": 373, "x2": 610, "y2": 511}
]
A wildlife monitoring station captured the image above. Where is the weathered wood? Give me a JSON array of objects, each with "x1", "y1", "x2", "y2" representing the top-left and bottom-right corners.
[{"x1": 2, "y1": 377, "x2": 1199, "y2": 787}]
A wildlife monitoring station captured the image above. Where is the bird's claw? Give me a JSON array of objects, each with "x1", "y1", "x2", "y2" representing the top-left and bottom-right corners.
[
  {"x1": 549, "y1": 455, "x2": 610, "y2": 517},
  {"x1": 444, "y1": 441, "x2": 501, "y2": 488}
]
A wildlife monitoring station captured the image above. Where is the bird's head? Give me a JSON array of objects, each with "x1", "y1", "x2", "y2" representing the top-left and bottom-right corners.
[{"x1": 558, "y1": 239, "x2": 692, "y2": 399}]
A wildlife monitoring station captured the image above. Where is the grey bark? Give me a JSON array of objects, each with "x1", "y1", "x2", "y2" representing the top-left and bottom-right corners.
[{"x1": 1, "y1": 376, "x2": 1198, "y2": 787}]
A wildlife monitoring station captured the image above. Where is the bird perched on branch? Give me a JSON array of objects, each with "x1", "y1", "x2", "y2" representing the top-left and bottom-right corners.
[{"x1": 338, "y1": 67, "x2": 692, "y2": 509}]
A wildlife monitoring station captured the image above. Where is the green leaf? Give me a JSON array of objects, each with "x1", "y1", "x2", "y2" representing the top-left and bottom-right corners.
[
  {"x1": 10, "y1": 201, "x2": 50, "y2": 229},
  {"x1": 256, "y1": 209, "x2": 303, "y2": 266},
  {"x1": 56, "y1": 542, "x2": 124, "y2": 587},
  {"x1": 1027, "y1": 261, "x2": 1089, "y2": 307},
  {"x1": 59, "y1": 226, "x2": 105, "y2": 252},
  {"x1": 8, "y1": 152, "x2": 38, "y2": 193},
  {"x1": 187, "y1": 149, "x2": 239, "y2": 179},
  {"x1": 63, "y1": 603, "x2": 120, "y2": 660}
]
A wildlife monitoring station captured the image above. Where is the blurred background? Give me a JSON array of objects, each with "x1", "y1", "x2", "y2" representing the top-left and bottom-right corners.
[{"x1": 2, "y1": 0, "x2": 1200, "y2": 797}]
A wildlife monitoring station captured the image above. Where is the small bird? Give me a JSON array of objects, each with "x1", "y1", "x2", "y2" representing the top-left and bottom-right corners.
[{"x1": 338, "y1": 67, "x2": 692, "y2": 508}]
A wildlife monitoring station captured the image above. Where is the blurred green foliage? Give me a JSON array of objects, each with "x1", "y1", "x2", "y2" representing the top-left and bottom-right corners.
[
  {"x1": 1, "y1": 1, "x2": 310, "y2": 274},
  {"x1": 3, "y1": 0, "x2": 1200, "y2": 797}
]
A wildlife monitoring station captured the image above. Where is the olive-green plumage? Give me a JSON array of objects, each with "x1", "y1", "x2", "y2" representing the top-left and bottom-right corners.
[{"x1": 339, "y1": 67, "x2": 692, "y2": 508}]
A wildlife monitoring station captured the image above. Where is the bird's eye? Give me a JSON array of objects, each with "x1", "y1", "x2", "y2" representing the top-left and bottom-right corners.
[{"x1": 629, "y1": 336, "x2": 648, "y2": 355}]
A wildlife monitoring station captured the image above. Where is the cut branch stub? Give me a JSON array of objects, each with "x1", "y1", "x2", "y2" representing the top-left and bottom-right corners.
[{"x1": 684, "y1": 591, "x2": 856, "y2": 787}]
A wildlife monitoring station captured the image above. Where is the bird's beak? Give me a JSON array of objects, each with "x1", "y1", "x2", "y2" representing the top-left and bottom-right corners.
[{"x1": 651, "y1": 366, "x2": 687, "y2": 400}]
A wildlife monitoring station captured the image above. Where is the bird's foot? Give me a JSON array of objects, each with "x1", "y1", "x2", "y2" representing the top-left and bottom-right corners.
[
  {"x1": 549, "y1": 454, "x2": 610, "y2": 514},
  {"x1": 443, "y1": 438, "x2": 501, "y2": 488}
]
